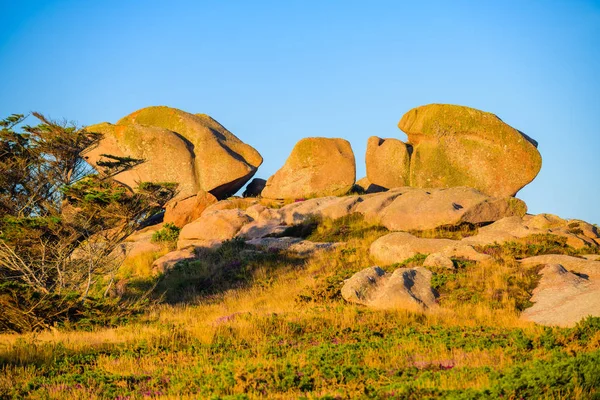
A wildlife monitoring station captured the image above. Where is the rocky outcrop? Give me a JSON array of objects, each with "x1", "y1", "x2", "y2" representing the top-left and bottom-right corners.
[
  {"x1": 178, "y1": 209, "x2": 252, "y2": 248},
  {"x1": 246, "y1": 237, "x2": 338, "y2": 255},
  {"x1": 377, "y1": 187, "x2": 526, "y2": 231},
  {"x1": 519, "y1": 255, "x2": 600, "y2": 277},
  {"x1": 365, "y1": 136, "x2": 411, "y2": 190},
  {"x1": 261, "y1": 138, "x2": 356, "y2": 200},
  {"x1": 370, "y1": 232, "x2": 490, "y2": 265},
  {"x1": 520, "y1": 263, "x2": 600, "y2": 327},
  {"x1": 341, "y1": 266, "x2": 437, "y2": 311},
  {"x1": 163, "y1": 191, "x2": 217, "y2": 228},
  {"x1": 85, "y1": 106, "x2": 263, "y2": 200},
  {"x1": 463, "y1": 215, "x2": 600, "y2": 249},
  {"x1": 397, "y1": 104, "x2": 542, "y2": 197}
]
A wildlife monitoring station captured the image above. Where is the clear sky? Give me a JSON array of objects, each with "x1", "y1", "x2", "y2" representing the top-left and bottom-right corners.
[{"x1": 1, "y1": 0, "x2": 599, "y2": 223}]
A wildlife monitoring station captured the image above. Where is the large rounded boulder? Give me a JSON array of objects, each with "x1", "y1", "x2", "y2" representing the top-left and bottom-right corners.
[
  {"x1": 398, "y1": 104, "x2": 542, "y2": 197},
  {"x1": 365, "y1": 136, "x2": 411, "y2": 190},
  {"x1": 261, "y1": 137, "x2": 356, "y2": 200},
  {"x1": 85, "y1": 106, "x2": 263, "y2": 199}
]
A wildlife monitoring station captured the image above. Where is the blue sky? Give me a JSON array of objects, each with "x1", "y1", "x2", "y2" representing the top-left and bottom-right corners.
[{"x1": 1, "y1": 0, "x2": 599, "y2": 223}]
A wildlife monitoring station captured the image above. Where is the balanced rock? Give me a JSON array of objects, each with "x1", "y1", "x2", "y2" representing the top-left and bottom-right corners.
[
  {"x1": 365, "y1": 136, "x2": 411, "y2": 190},
  {"x1": 398, "y1": 104, "x2": 542, "y2": 197},
  {"x1": 341, "y1": 266, "x2": 437, "y2": 311},
  {"x1": 261, "y1": 138, "x2": 356, "y2": 200},
  {"x1": 85, "y1": 106, "x2": 263, "y2": 199}
]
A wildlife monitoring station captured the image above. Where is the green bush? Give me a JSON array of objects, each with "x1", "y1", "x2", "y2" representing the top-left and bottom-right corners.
[{"x1": 151, "y1": 223, "x2": 180, "y2": 243}]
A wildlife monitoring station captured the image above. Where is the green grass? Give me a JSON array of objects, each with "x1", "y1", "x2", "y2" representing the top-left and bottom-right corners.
[
  {"x1": 1, "y1": 313, "x2": 599, "y2": 399},
  {"x1": 1, "y1": 215, "x2": 599, "y2": 399}
]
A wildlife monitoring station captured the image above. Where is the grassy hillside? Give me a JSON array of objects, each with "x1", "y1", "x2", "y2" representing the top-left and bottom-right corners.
[{"x1": 1, "y1": 215, "x2": 599, "y2": 399}]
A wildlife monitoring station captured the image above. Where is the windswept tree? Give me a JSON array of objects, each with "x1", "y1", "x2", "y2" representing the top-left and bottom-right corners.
[{"x1": 0, "y1": 113, "x2": 175, "y2": 332}]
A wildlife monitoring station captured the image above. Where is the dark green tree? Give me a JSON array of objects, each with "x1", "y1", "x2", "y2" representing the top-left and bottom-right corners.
[{"x1": 0, "y1": 113, "x2": 174, "y2": 332}]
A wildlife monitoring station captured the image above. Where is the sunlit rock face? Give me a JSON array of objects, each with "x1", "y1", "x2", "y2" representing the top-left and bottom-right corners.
[
  {"x1": 85, "y1": 106, "x2": 263, "y2": 200},
  {"x1": 380, "y1": 103, "x2": 542, "y2": 197}
]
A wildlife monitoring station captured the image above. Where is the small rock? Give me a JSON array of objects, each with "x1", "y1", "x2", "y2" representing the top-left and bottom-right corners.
[
  {"x1": 152, "y1": 247, "x2": 197, "y2": 275},
  {"x1": 243, "y1": 178, "x2": 267, "y2": 198},
  {"x1": 423, "y1": 253, "x2": 454, "y2": 269},
  {"x1": 342, "y1": 266, "x2": 437, "y2": 311}
]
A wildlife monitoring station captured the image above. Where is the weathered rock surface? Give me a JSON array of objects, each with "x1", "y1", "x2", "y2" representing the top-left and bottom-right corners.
[
  {"x1": 520, "y1": 255, "x2": 600, "y2": 278},
  {"x1": 423, "y1": 253, "x2": 455, "y2": 269},
  {"x1": 463, "y1": 215, "x2": 600, "y2": 249},
  {"x1": 178, "y1": 209, "x2": 252, "y2": 248},
  {"x1": 85, "y1": 106, "x2": 262, "y2": 199},
  {"x1": 163, "y1": 191, "x2": 217, "y2": 228},
  {"x1": 246, "y1": 237, "x2": 338, "y2": 255},
  {"x1": 521, "y1": 264, "x2": 600, "y2": 327},
  {"x1": 462, "y1": 216, "x2": 544, "y2": 246},
  {"x1": 243, "y1": 178, "x2": 267, "y2": 198},
  {"x1": 378, "y1": 187, "x2": 526, "y2": 231},
  {"x1": 261, "y1": 138, "x2": 356, "y2": 200},
  {"x1": 398, "y1": 104, "x2": 542, "y2": 197},
  {"x1": 237, "y1": 220, "x2": 288, "y2": 240},
  {"x1": 366, "y1": 136, "x2": 411, "y2": 190},
  {"x1": 152, "y1": 248, "x2": 196, "y2": 275},
  {"x1": 370, "y1": 232, "x2": 490, "y2": 265},
  {"x1": 341, "y1": 266, "x2": 437, "y2": 311}
]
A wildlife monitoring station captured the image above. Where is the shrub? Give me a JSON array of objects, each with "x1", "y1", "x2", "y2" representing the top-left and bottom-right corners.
[
  {"x1": 0, "y1": 113, "x2": 173, "y2": 332},
  {"x1": 151, "y1": 223, "x2": 180, "y2": 243}
]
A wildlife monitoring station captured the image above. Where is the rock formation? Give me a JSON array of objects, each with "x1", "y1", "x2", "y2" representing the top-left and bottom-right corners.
[
  {"x1": 365, "y1": 104, "x2": 542, "y2": 197},
  {"x1": 261, "y1": 137, "x2": 356, "y2": 200},
  {"x1": 370, "y1": 232, "x2": 490, "y2": 265},
  {"x1": 520, "y1": 263, "x2": 600, "y2": 327},
  {"x1": 341, "y1": 266, "x2": 437, "y2": 311},
  {"x1": 365, "y1": 136, "x2": 411, "y2": 190},
  {"x1": 398, "y1": 104, "x2": 542, "y2": 197},
  {"x1": 178, "y1": 209, "x2": 252, "y2": 248},
  {"x1": 243, "y1": 178, "x2": 267, "y2": 198},
  {"x1": 376, "y1": 187, "x2": 527, "y2": 231},
  {"x1": 85, "y1": 106, "x2": 263, "y2": 200},
  {"x1": 163, "y1": 190, "x2": 218, "y2": 228}
]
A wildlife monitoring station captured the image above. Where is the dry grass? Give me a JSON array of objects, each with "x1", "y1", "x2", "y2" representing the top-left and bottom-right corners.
[{"x1": 0, "y1": 215, "x2": 598, "y2": 399}]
